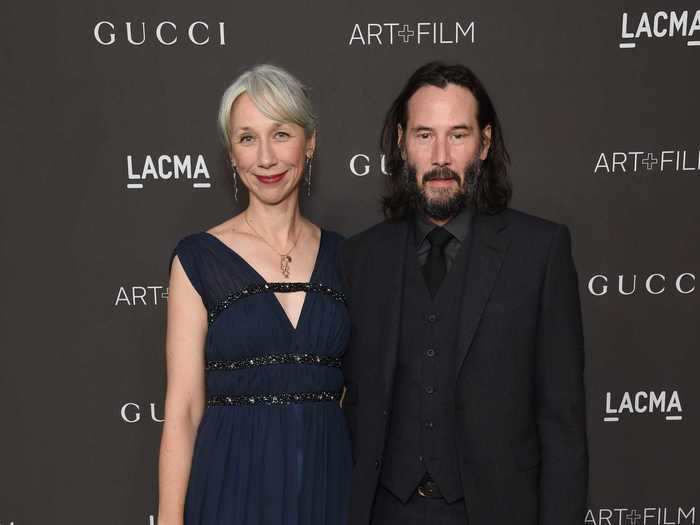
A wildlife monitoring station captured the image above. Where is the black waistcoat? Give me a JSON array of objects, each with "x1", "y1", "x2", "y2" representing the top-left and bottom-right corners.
[{"x1": 379, "y1": 227, "x2": 469, "y2": 504}]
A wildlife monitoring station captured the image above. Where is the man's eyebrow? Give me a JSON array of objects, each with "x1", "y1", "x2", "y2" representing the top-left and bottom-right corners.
[{"x1": 409, "y1": 124, "x2": 474, "y2": 132}]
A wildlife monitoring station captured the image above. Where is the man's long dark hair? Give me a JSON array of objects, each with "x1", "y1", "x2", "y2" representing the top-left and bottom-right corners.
[{"x1": 381, "y1": 62, "x2": 512, "y2": 220}]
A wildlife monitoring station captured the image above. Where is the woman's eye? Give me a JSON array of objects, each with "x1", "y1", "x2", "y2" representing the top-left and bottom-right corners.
[
  {"x1": 274, "y1": 131, "x2": 290, "y2": 139},
  {"x1": 239, "y1": 135, "x2": 254, "y2": 143}
]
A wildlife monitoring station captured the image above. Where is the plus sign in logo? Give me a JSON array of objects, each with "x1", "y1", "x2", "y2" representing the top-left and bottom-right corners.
[
  {"x1": 397, "y1": 24, "x2": 415, "y2": 43},
  {"x1": 640, "y1": 153, "x2": 658, "y2": 171},
  {"x1": 348, "y1": 21, "x2": 475, "y2": 46},
  {"x1": 626, "y1": 509, "x2": 643, "y2": 525},
  {"x1": 593, "y1": 148, "x2": 700, "y2": 175}
]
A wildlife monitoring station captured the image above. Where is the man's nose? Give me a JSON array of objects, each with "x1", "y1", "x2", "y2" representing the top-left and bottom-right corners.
[{"x1": 431, "y1": 136, "x2": 450, "y2": 167}]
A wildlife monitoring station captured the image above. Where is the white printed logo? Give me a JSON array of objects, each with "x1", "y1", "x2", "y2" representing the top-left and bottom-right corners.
[
  {"x1": 587, "y1": 273, "x2": 696, "y2": 296},
  {"x1": 115, "y1": 286, "x2": 169, "y2": 306},
  {"x1": 349, "y1": 153, "x2": 389, "y2": 177},
  {"x1": 121, "y1": 402, "x2": 164, "y2": 423},
  {"x1": 604, "y1": 391, "x2": 683, "y2": 422},
  {"x1": 594, "y1": 150, "x2": 700, "y2": 175},
  {"x1": 126, "y1": 154, "x2": 211, "y2": 190},
  {"x1": 619, "y1": 10, "x2": 700, "y2": 49},
  {"x1": 349, "y1": 21, "x2": 475, "y2": 46},
  {"x1": 94, "y1": 20, "x2": 226, "y2": 46},
  {"x1": 586, "y1": 506, "x2": 695, "y2": 524}
]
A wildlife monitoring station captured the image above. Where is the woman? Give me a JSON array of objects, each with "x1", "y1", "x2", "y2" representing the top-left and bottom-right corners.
[{"x1": 158, "y1": 64, "x2": 351, "y2": 525}]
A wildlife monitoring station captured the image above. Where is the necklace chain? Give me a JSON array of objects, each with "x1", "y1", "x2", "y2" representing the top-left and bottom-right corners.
[{"x1": 244, "y1": 212, "x2": 303, "y2": 279}]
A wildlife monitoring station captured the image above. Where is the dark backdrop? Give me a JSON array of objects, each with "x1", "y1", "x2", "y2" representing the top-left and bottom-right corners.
[{"x1": 2, "y1": 1, "x2": 699, "y2": 523}]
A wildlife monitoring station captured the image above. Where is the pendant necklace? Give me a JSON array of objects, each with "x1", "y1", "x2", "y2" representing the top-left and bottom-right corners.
[{"x1": 244, "y1": 212, "x2": 303, "y2": 279}]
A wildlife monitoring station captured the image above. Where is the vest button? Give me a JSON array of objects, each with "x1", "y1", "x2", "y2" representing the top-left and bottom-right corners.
[
  {"x1": 425, "y1": 385, "x2": 434, "y2": 394},
  {"x1": 375, "y1": 459, "x2": 381, "y2": 469},
  {"x1": 427, "y1": 313, "x2": 438, "y2": 323},
  {"x1": 426, "y1": 348, "x2": 436, "y2": 357},
  {"x1": 424, "y1": 420, "x2": 434, "y2": 429}
]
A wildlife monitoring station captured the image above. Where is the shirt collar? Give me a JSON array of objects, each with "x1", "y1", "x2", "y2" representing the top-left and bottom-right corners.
[{"x1": 414, "y1": 206, "x2": 473, "y2": 247}]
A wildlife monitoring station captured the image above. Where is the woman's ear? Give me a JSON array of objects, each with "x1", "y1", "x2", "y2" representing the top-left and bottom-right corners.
[{"x1": 306, "y1": 130, "x2": 317, "y2": 158}]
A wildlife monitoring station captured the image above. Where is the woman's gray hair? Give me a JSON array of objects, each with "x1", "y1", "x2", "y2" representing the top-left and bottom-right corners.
[{"x1": 218, "y1": 64, "x2": 317, "y2": 148}]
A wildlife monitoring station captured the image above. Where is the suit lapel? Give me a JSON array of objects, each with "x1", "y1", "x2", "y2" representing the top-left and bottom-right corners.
[
  {"x1": 455, "y1": 212, "x2": 510, "y2": 373},
  {"x1": 374, "y1": 221, "x2": 409, "y2": 400}
]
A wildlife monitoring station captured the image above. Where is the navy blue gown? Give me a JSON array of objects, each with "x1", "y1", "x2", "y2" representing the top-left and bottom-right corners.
[{"x1": 170, "y1": 229, "x2": 351, "y2": 525}]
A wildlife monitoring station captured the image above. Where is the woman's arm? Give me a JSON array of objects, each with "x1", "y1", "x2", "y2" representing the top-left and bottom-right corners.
[{"x1": 157, "y1": 255, "x2": 207, "y2": 525}]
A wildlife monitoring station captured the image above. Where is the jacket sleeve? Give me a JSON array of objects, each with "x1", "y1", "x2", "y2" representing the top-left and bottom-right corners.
[{"x1": 535, "y1": 225, "x2": 588, "y2": 525}]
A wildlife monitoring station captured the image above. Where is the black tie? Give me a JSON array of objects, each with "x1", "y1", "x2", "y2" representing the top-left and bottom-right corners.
[{"x1": 423, "y1": 227, "x2": 453, "y2": 297}]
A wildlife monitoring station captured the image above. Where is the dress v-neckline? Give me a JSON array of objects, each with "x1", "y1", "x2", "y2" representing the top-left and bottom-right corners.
[{"x1": 201, "y1": 229, "x2": 325, "y2": 332}]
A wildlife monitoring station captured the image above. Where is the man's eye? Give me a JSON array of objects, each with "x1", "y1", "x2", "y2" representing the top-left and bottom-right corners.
[{"x1": 418, "y1": 132, "x2": 431, "y2": 139}]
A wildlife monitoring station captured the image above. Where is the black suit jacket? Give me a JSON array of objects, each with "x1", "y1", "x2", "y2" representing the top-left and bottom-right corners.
[{"x1": 338, "y1": 209, "x2": 588, "y2": 525}]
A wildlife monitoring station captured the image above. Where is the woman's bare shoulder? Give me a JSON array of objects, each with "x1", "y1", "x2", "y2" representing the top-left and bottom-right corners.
[
  {"x1": 303, "y1": 218, "x2": 322, "y2": 242},
  {"x1": 206, "y1": 214, "x2": 242, "y2": 236}
]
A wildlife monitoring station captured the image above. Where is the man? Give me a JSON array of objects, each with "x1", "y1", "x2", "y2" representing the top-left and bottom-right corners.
[{"x1": 339, "y1": 62, "x2": 588, "y2": 525}]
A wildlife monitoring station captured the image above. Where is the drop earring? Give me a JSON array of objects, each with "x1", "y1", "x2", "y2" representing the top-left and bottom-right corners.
[
  {"x1": 231, "y1": 163, "x2": 239, "y2": 202},
  {"x1": 304, "y1": 156, "x2": 313, "y2": 197}
]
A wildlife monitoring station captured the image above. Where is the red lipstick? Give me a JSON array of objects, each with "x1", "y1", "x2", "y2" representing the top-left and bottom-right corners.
[{"x1": 255, "y1": 171, "x2": 288, "y2": 185}]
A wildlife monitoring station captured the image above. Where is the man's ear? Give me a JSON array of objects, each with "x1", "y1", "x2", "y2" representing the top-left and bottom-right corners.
[
  {"x1": 397, "y1": 124, "x2": 405, "y2": 160},
  {"x1": 480, "y1": 124, "x2": 492, "y2": 160}
]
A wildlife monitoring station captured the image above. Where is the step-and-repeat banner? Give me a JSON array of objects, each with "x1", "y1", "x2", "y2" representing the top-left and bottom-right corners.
[{"x1": 2, "y1": 1, "x2": 699, "y2": 523}]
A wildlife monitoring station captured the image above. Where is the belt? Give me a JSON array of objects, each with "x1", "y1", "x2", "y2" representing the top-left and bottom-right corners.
[
  {"x1": 207, "y1": 390, "x2": 341, "y2": 407},
  {"x1": 206, "y1": 353, "x2": 342, "y2": 370},
  {"x1": 416, "y1": 477, "x2": 443, "y2": 499}
]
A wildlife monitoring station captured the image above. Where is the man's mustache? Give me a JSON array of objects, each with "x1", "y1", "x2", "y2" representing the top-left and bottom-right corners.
[{"x1": 422, "y1": 167, "x2": 461, "y2": 183}]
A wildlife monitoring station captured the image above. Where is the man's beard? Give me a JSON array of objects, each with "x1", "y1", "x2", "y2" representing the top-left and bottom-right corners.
[{"x1": 403, "y1": 158, "x2": 482, "y2": 221}]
